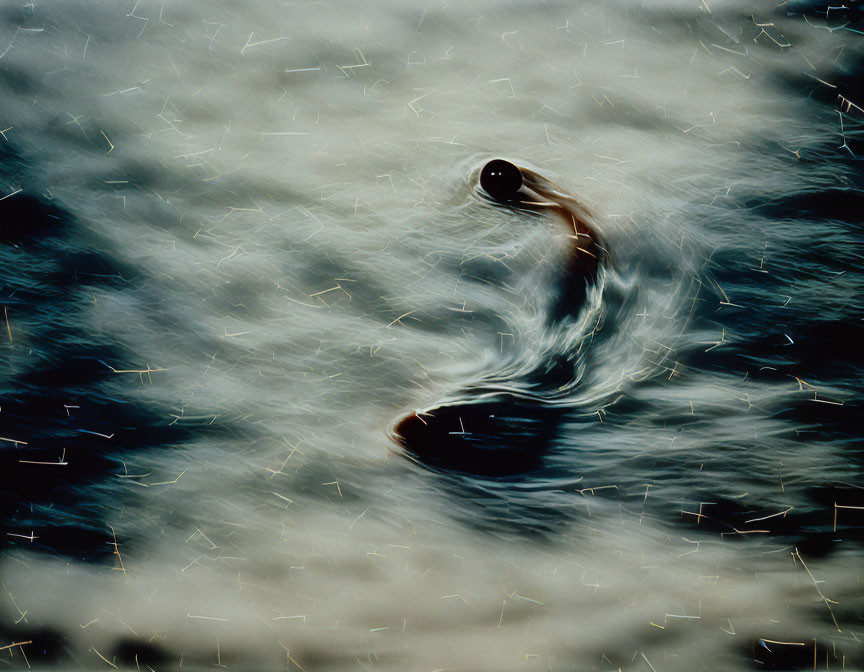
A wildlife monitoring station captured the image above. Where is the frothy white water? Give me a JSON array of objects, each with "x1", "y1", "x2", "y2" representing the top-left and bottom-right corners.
[{"x1": 1, "y1": 0, "x2": 862, "y2": 669}]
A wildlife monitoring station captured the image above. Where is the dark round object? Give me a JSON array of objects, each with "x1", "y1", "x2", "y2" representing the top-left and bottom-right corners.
[{"x1": 480, "y1": 159, "x2": 523, "y2": 201}]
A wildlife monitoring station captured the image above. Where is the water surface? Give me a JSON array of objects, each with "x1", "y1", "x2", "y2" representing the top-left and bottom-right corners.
[{"x1": 1, "y1": 0, "x2": 862, "y2": 669}]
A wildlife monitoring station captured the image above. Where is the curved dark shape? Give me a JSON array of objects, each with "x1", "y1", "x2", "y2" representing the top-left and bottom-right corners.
[
  {"x1": 391, "y1": 159, "x2": 608, "y2": 476},
  {"x1": 479, "y1": 159, "x2": 605, "y2": 320},
  {"x1": 394, "y1": 394, "x2": 567, "y2": 477},
  {"x1": 480, "y1": 159, "x2": 523, "y2": 201}
]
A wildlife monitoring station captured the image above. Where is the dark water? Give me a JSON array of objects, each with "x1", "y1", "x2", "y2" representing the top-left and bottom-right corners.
[{"x1": 1, "y1": 0, "x2": 863, "y2": 670}]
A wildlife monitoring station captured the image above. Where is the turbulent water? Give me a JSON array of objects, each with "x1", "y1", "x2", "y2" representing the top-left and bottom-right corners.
[{"x1": 1, "y1": 0, "x2": 863, "y2": 669}]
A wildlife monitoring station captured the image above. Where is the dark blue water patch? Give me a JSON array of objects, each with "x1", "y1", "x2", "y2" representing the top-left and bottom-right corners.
[
  {"x1": 0, "y1": 153, "x2": 67, "y2": 252},
  {"x1": 0, "y1": 169, "x2": 232, "y2": 562},
  {"x1": 409, "y1": 458, "x2": 604, "y2": 539},
  {"x1": 675, "y1": 486, "x2": 864, "y2": 558},
  {"x1": 51, "y1": 248, "x2": 136, "y2": 289},
  {"x1": 654, "y1": 268, "x2": 863, "y2": 395},
  {"x1": 0, "y1": 361, "x2": 197, "y2": 562},
  {"x1": 772, "y1": 394, "x2": 862, "y2": 438},
  {"x1": 419, "y1": 421, "x2": 864, "y2": 553},
  {"x1": 4, "y1": 517, "x2": 116, "y2": 562},
  {"x1": 726, "y1": 320, "x2": 863, "y2": 383},
  {"x1": 0, "y1": 625, "x2": 69, "y2": 667},
  {"x1": 748, "y1": 189, "x2": 864, "y2": 226},
  {"x1": 111, "y1": 639, "x2": 171, "y2": 669},
  {"x1": 784, "y1": 0, "x2": 864, "y2": 30},
  {"x1": 0, "y1": 352, "x2": 228, "y2": 561},
  {"x1": 742, "y1": 636, "x2": 851, "y2": 671},
  {"x1": 699, "y1": 217, "x2": 863, "y2": 379},
  {"x1": 765, "y1": 30, "x2": 864, "y2": 154},
  {"x1": 0, "y1": 191, "x2": 67, "y2": 244},
  {"x1": 772, "y1": 57, "x2": 864, "y2": 124},
  {"x1": 808, "y1": 483, "x2": 864, "y2": 545},
  {"x1": 0, "y1": 144, "x2": 70, "y2": 242}
]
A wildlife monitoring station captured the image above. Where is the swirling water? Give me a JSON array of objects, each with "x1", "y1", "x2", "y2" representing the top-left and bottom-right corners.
[{"x1": 1, "y1": 0, "x2": 862, "y2": 670}]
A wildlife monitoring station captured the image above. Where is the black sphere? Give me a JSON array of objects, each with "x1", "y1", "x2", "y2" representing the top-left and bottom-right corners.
[{"x1": 480, "y1": 159, "x2": 523, "y2": 201}]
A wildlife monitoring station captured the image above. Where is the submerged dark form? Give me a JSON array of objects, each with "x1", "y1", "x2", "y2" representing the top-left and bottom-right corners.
[{"x1": 392, "y1": 159, "x2": 607, "y2": 476}]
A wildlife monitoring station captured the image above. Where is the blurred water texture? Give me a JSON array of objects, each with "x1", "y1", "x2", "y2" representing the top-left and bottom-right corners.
[{"x1": 0, "y1": 0, "x2": 863, "y2": 669}]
